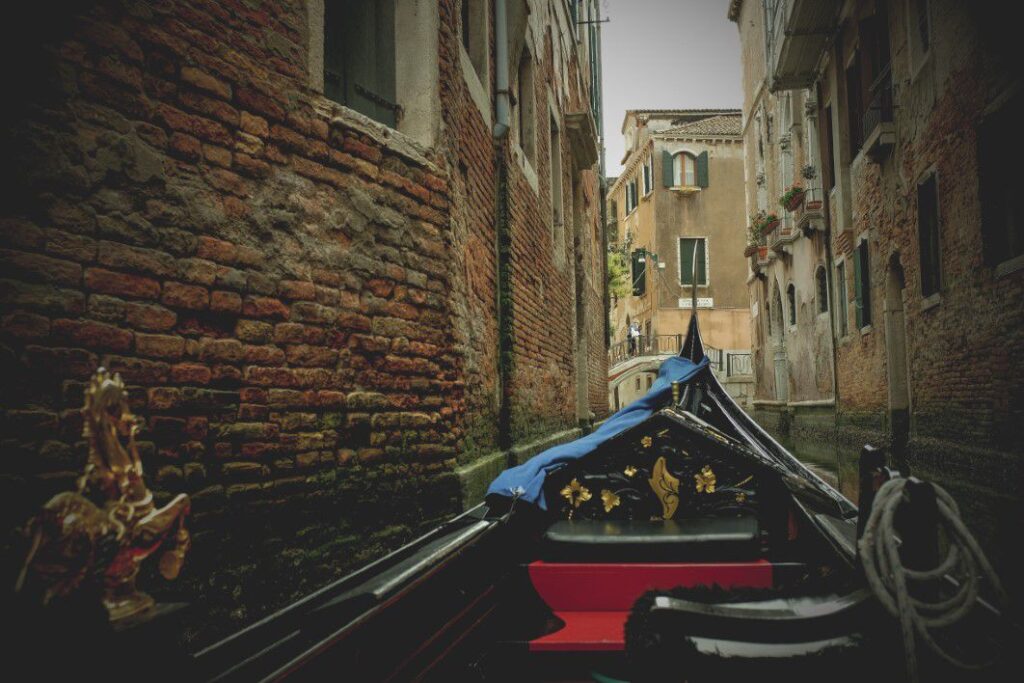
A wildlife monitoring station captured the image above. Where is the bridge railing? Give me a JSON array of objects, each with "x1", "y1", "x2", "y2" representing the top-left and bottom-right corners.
[{"x1": 610, "y1": 337, "x2": 753, "y2": 379}]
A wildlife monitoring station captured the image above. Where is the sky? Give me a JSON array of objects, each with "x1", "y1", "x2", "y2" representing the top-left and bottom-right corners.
[{"x1": 599, "y1": 0, "x2": 742, "y2": 176}]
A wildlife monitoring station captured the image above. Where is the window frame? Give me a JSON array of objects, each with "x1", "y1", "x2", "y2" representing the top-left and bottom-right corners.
[
  {"x1": 642, "y1": 155, "x2": 653, "y2": 196},
  {"x1": 816, "y1": 265, "x2": 830, "y2": 315},
  {"x1": 673, "y1": 152, "x2": 698, "y2": 188},
  {"x1": 516, "y1": 48, "x2": 537, "y2": 168},
  {"x1": 786, "y1": 283, "x2": 797, "y2": 329}
]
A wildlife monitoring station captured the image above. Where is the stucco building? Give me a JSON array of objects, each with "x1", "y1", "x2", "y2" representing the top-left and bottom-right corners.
[
  {"x1": 607, "y1": 109, "x2": 751, "y2": 384},
  {"x1": 730, "y1": 0, "x2": 1022, "y2": 595},
  {"x1": 0, "y1": 0, "x2": 607, "y2": 644}
]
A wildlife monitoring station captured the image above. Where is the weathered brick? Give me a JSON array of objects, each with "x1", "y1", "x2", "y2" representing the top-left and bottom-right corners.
[
  {"x1": 198, "y1": 337, "x2": 244, "y2": 363},
  {"x1": 124, "y1": 301, "x2": 177, "y2": 331},
  {"x1": 97, "y1": 241, "x2": 175, "y2": 278},
  {"x1": 279, "y1": 280, "x2": 316, "y2": 301},
  {"x1": 84, "y1": 268, "x2": 160, "y2": 299},
  {"x1": 162, "y1": 281, "x2": 209, "y2": 310},
  {"x1": 0, "y1": 249, "x2": 82, "y2": 286},
  {"x1": 51, "y1": 319, "x2": 133, "y2": 351},
  {"x1": 2, "y1": 312, "x2": 50, "y2": 339},
  {"x1": 210, "y1": 290, "x2": 242, "y2": 313},
  {"x1": 243, "y1": 296, "x2": 289, "y2": 320},
  {"x1": 136, "y1": 333, "x2": 185, "y2": 359}
]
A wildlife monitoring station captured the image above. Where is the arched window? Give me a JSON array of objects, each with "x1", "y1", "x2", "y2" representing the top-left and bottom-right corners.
[
  {"x1": 816, "y1": 266, "x2": 829, "y2": 313},
  {"x1": 787, "y1": 283, "x2": 797, "y2": 327},
  {"x1": 673, "y1": 153, "x2": 697, "y2": 187}
]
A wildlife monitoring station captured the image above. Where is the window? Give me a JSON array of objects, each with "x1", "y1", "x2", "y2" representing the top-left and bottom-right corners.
[
  {"x1": 517, "y1": 49, "x2": 536, "y2": 165},
  {"x1": 642, "y1": 155, "x2": 653, "y2": 195},
  {"x1": 647, "y1": 375, "x2": 653, "y2": 389},
  {"x1": 460, "y1": 0, "x2": 487, "y2": 84},
  {"x1": 836, "y1": 260, "x2": 849, "y2": 337},
  {"x1": 635, "y1": 376, "x2": 641, "y2": 391},
  {"x1": 625, "y1": 177, "x2": 638, "y2": 214},
  {"x1": 917, "y1": 173, "x2": 941, "y2": 296},
  {"x1": 631, "y1": 249, "x2": 646, "y2": 296},
  {"x1": 853, "y1": 240, "x2": 872, "y2": 329},
  {"x1": 845, "y1": 54, "x2": 863, "y2": 157},
  {"x1": 664, "y1": 151, "x2": 709, "y2": 188},
  {"x1": 816, "y1": 266, "x2": 829, "y2": 313},
  {"x1": 907, "y1": 0, "x2": 930, "y2": 72},
  {"x1": 823, "y1": 104, "x2": 836, "y2": 192},
  {"x1": 787, "y1": 284, "x2": 797, "y2": 327},
  {"x1": 323, "y1": 0, "x2": 398, "y2": 127},
  {"x1": 978, "y1": 90, "x2": 1024, "y2": 268},
  {"x1": 679, "y1": 237, "x2": 708, "y2": 286}
]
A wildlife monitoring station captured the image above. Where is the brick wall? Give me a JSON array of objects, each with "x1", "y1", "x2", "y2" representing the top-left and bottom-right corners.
[{"x1": 0, "y1": 0, "x2": 607, "y2": 646}]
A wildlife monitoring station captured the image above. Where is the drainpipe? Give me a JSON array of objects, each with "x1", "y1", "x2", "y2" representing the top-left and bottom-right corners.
[
  {"x1": 493, "y1": 0, "x2": 513, "y2": 450},
  {"x1": 493, "y1": 0, "x2": 510, "y2": 140}
]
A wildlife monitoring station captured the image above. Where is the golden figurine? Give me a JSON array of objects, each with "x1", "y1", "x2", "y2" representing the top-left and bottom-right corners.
[
  {"x1": 648, "y1": 456, "x2": 680, "y2": 519},
  {"x1": 640, "y1": 435, "x2": 653, "y2": 448},
  {"x1": 560, "y1": 478, "x2": 592, "y2": 519},
  {"x1": 623, "y1": 465, "x2": 638, "y2": 478},
  {"x1": 15, "y1": 368, "x2": 191, "y2": 622}
]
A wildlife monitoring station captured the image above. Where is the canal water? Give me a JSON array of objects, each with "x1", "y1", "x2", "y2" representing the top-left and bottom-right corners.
[{"x1": 775, "y1": 434, "x2": 862, "y2": 504}]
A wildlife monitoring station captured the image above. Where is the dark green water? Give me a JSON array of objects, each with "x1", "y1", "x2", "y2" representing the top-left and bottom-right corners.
[{"x1": 776, "y1": 434, "x2": 862, "y2": 504}]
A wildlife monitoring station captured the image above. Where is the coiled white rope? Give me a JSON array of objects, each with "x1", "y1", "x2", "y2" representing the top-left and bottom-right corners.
[{"x1": 858, "y1": 477, "x2": 1008, "y2": 681}]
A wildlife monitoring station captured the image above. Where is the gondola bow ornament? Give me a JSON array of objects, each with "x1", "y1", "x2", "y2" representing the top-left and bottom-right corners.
[{"x1": 15, "y1": 368, "x2": 191, "y2": 622}]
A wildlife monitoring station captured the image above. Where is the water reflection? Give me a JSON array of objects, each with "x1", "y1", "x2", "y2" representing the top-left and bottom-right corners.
[{"x1": 776, "y1": 434, "x2": 861, "y2": 504}]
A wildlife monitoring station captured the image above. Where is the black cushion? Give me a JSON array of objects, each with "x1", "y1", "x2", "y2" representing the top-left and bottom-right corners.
[{"x1": 541, "y1": 516, "x2": 760, "y2": 562}]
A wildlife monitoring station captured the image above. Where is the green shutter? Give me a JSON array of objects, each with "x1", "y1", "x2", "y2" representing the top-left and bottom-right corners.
[
  {"x1": 697, "y1": 239, "x2": 707, "y2": 284},
  {"x1": 680, "y1": 239, "x2": 693, "y2": 285},
  {"x1": 631, "y1": 250, "x2": 646, "y2": 296},
  {"x1": 662, "y1": 150, "x2": 674, "y2": 187},
  {"x1": 853, "y1": 245, "x2": 864, "y2": 329},
  {"x1": 696, "y1": 151, "x2": 709, "y2": 188}
]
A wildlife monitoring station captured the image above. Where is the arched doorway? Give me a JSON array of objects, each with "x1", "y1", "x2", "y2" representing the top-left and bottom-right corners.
[
  {"x1": 884, "y1": 254, "x2": 910, "y2": 465},
  {"x1": 771, "y1": 279, "x2": 788, "y2": 401}
]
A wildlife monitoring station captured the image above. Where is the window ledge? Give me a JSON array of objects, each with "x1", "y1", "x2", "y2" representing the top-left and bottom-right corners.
[
  {"x1": 920, "y1": 292, "x2": 941, "y2": 312},
  {"x1": 670, "y1": 186, "x2": 701, "y2": 196},
  {"x1": 859, "y1": 324, "x2": 873, "y2": 336},
  {"x1": 459, "y1": 43, "x2": 491, "y2": 129},
  {"x1": 994, "y1": 253, "x2": 1024, "y2": 279},
  {"x1": 315, "y1": 97, "x2": 438, "y2": 171}
]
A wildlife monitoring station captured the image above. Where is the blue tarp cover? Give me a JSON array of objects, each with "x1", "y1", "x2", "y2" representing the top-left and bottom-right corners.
[{"x1": 486, "y1": 355, "x2": 709, "y2": 509}]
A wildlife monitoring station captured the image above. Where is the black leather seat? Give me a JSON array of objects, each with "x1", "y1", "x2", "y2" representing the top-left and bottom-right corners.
[{"x1": 541, "y1": 516, "x2": 760, "y2": 562}]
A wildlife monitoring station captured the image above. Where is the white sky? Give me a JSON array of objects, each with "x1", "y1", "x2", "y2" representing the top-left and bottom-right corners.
[{"x1": 599, "y1": 0, "x2": 742, "y2": 176}]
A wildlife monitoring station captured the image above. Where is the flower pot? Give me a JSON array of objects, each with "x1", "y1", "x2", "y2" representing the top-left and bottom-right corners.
[
  {"x1": 806, "y1": 199, "x2": 823, "y2": 211},
  {"x1": 761, "y1": 219, "x2": 780, "y2": 235},
  {"x1": 785, "y1": 191, "x2": 806, "y2": 212},
  {"x1": 757, "y1": 246, "x2": 768, "y2": 260},
  {"x1": 744, "y1": 245, "x2": 758, "y2": 257}
]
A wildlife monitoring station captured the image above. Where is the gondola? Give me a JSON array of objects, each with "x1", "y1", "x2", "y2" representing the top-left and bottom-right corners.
[{"x1": 194, "y1": 314, "x2": 1012, "y2": 683}]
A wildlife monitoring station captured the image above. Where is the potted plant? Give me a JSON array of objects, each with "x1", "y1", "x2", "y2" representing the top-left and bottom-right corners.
[
  {"x1": 743, "y1": 224, "x2": 762, "y2": 257},
  {"x1": 753, "y1": 210, "x2": 780, "y2": 236},
  {"x1": 779, "y1": 183, "x2": 805, "y2": 212}
]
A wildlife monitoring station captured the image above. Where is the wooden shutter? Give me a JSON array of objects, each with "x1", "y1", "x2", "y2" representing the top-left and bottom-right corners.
[
  {"x1": 631, "y1": 249, "x2": 646, "y2": 295},
  {"x1": 696, "y1": 238, "x2": 707, "y2": 284},
  {"x1": 917, "y1": 175, "x2": 940, "y2": 296},
  {"x1": 696, "y1": 151, "x2": 709, "y2": 188},
  {"x1": 662, "y1": 150, "x2": 674, "y2": 187},
  {"x1": 680, "y1": 238, "x2": 693, "y2": 285},
  {"x1": 853, "y1": 245, "x2": 864, "y2": 329}
]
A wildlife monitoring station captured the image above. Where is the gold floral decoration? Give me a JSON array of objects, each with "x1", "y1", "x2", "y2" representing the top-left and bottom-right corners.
[
  {"x1": 601, "y1": 489, "x2": 621, "y2": 513},
  {"x1": 735, "y1": 492, "x2": 747, "y2": 503},
  {"x1": 640, "y1": 436, "x2": 653, "y2": 448},
  {"x1": 560, "y1": 478, "x2": 592, "y2": 509},
  {"x1": 694, "y1": 465, "x2": 717, "y2": 494},
  {"x1": 624, "y1": 465, "x2": 638, "y2": 478}
]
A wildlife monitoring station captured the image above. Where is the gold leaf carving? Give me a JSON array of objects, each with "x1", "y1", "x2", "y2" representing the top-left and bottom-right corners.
[
  {"x1": 648, "y1": 456, "x2": 680, "y2": 519},
  {"x1": 694, "y1": 465, "x2": 717, "y2": 493},
  {"x1": 601, "y1": 489, "x2": 621, "y2": 513}
]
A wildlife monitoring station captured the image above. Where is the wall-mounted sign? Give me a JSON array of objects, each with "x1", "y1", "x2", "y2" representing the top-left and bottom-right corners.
[{"x1": 678, "y1": 297, "x2": 714, "y2": 309}]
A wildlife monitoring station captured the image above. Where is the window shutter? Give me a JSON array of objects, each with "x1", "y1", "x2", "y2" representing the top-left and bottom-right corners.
[
  {"x1": 680, "y1": 238, "x2": 693, "y2": 285},
  {"x1": 696, "y1": 238, "x2": 707, "y2": 284},
  {"x1": 662, "y1": 151, "x2": 674, "y2": 187},
  {"x1": 696, "y1": 151, "x2": 709, "y2": 188},
  {"x1": 853, "y1": 246, "x2": 864, "y2": 329},
  {"x1": 631, "y1": 249, "x2": 646, "y2": 295}
]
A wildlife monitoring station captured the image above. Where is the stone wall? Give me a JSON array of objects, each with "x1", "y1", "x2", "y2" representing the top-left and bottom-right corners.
[{"x1": 0, "y1": 0, "x2": 607, "y2": 646}]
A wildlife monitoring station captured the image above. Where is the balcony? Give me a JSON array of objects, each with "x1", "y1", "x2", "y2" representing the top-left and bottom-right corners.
[
  {"x1": 766, "y1": 0, "x2": 843, "y2": 92},
  {"x1": 862, "y1": 67, "x2": 895, "y2": 162},
  {"x1": 769, "y1": 216, "x2": 799, "y2": 254}
]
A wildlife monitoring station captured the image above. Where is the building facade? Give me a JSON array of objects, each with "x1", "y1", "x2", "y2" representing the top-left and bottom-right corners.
[
  {"x1": 607, "y1": 109, "x2": 751, "y2": 410},
  {"x1": 730, "y1": 0, "x2": 1022, "y2": 594},
  {"x1": 0, "y1": 0, "x2": 607, "y2": 644}
]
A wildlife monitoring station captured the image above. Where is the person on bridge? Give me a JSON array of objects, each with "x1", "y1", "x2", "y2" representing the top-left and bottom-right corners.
[{"x1": 628, "y1": 322, "x2": 640, "y2": 356}]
